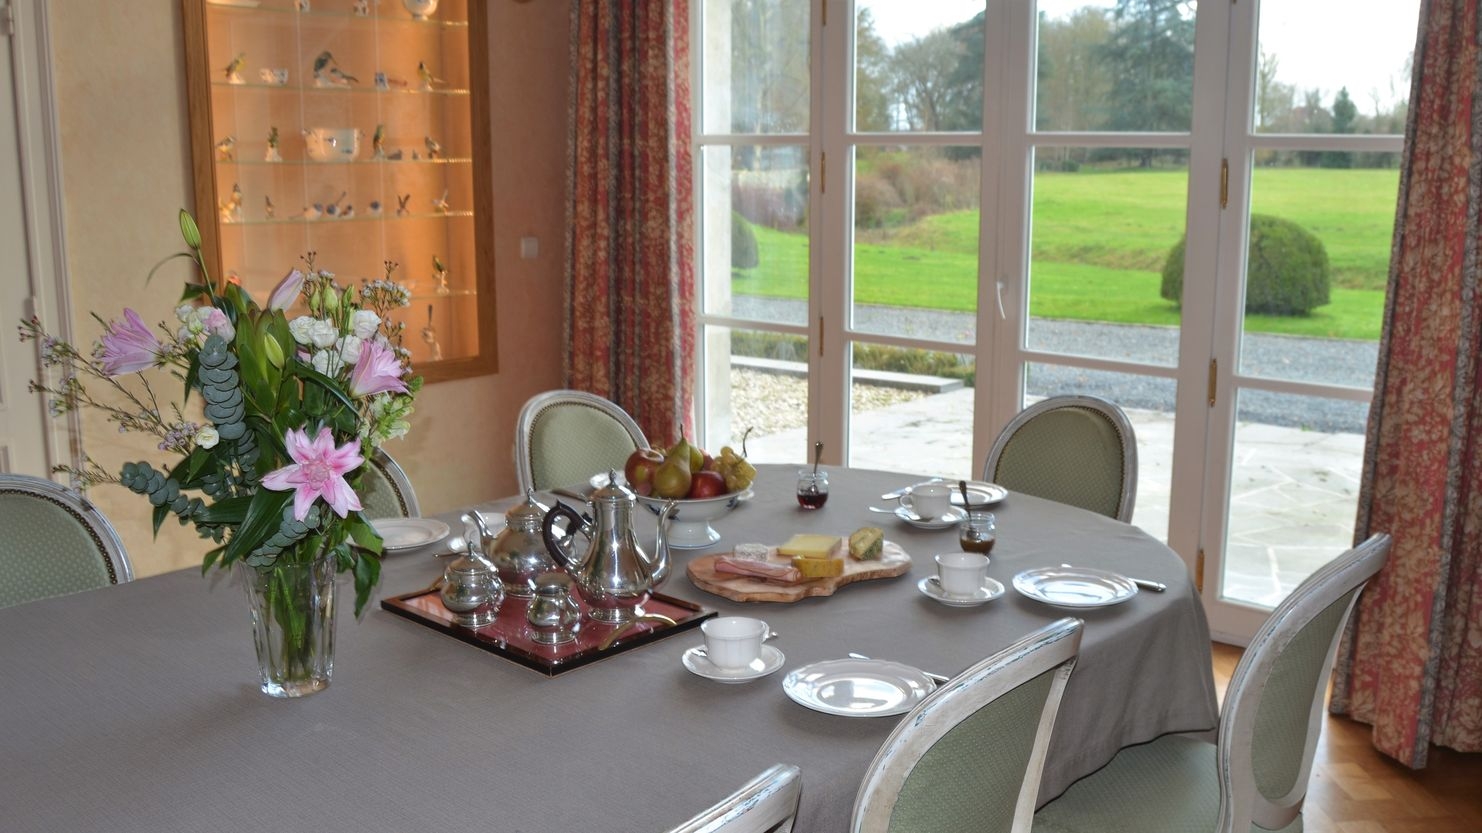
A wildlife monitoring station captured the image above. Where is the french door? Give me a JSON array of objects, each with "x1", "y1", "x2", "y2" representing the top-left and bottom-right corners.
[{"x1": 693, "y1": 0, "x2": 1414, "y2": 642}]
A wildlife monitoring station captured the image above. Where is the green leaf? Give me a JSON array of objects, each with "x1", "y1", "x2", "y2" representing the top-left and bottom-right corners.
[
  {"x1": 200, "y1": 545, "x2": 225, "y2": 575},
  {"x1": 145, "y1": 251, "x2": 199, "y2": 287},
  {"x1": 352, "y1": 549, "x2": 382, "y2": 616},
  {"x1": 152, "y1": 502, "x2": 168, "y2": 536},
  {"x1": 347, "y1": 513, "x2": 384, "y2": 555},
  {"x1": 198, "y1": 495, "x2": 252, "y2": 525},
  {"x1": 182, "y1": 349, "x2": 201, "y2": 404},
  {"x1": 294, "y1": 364, "x2": 357, "y2": 415},
  {"x1": 224, "y1": 489, "x2": 292, "y2": 563}
]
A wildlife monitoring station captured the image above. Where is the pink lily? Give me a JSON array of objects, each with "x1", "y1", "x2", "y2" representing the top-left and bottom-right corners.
[
  {"x1": 349, "y1": 340, "x2": 409, "y2": 398},
  {"x1": 267, "y1": 269, "x2": 305, "y2": 312},
  {"x1": 98, "y1": 309, "x2": 163, "y2": 376},
  {"x1": 260, "y1": 426, "x2": 365, "y2": 521}
]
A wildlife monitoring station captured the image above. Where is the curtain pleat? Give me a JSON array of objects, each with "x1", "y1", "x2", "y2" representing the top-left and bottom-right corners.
[
  {"x1": 1331, "y1": 0, "x2": 1482, "y2": 766},
  {"x1": 564, "y1": 0, "x2": 694, "y2": 447}
]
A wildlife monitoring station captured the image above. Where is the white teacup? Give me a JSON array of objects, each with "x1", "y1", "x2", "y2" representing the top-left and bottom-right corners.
[
  {"x1": 935, "y1": 552, "x2": 989, "y2": 597},
  {"x1": 904, "y1": 483, "x2": 952, "y2": 521},
  {"x1": 701, "y1": 616, "x2": 769, "y2": 670}
]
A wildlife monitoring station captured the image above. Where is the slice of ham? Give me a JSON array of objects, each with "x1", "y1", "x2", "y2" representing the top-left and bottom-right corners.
[{"x1": 714, "y1": 556, "x2": 802, "y2": 584}]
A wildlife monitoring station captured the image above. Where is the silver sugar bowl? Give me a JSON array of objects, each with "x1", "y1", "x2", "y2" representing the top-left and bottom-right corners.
[
  {"x1": 481, "y1": 489, "x2": 558, "y2": 598},
  {"x1": 439, "y1": 514, "x2": 505, "y2": 628},
  {"x1": 526, "y1": 572, "x2": 581, "y2": 645}
]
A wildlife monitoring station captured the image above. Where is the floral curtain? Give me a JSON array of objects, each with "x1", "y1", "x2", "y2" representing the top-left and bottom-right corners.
[
  {"x1": 564, "y1": 0, "x2": 695, "y2": 447},
  {"x1": 1331, "y1": 0, "x2": 1482, "y2": 766}
]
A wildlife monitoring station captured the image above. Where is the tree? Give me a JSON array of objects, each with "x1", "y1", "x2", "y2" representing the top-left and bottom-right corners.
[
  {"x1": 727, "y1": 0, "x2": 811, "y2": 138},
  {"x1": 1321, "y1": 87, "x2": 1358, "y2": 168},
  {"x1": 1036, "y1": 7, "x2": 1113, "y2": 144},
  {"x1": 1098, "y1": 0, "x2": 1196, "y2": 166},
  {"x1": 856, "y1": 9, "x2": 891, "y2": 132},
  {"x1": 1255, "y1": 49, "x2": 1296, "y2": 133},
  {"x1": 889, "y1": 30, "x2": 971, "y2": 131}
]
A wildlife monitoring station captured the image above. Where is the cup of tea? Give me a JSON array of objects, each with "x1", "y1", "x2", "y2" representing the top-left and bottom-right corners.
[
  {"x1": 701, "y1": 616, "x2": 770, "y2": 670},
  {"x1": 796, "y1": 470, "x2": 829, "y2": 509},
  {"x1": 903, "y1": 483, "x2": 952, "y2": 521},
  {"x1": 935, "y1": 552, "x2": 989, "y2": 598}
]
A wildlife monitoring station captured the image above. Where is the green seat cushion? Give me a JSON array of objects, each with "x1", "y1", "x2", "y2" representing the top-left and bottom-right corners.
[
  {"x1": 530, "y1": 405, "x2": 640, "y2": 491},
  {"x1": 994, "y1": 407, "x2": 1126, "y2": 519},
  {"x1": 0, "y1": 493, "x2": 115, "y2": 608},
  {"x1": 1032, "y1": 735, "x2": 1301, "y2": 833}
]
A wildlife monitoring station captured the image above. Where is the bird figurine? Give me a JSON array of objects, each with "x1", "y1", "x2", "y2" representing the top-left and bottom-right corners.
[
  {"x1": 219, "y1": 183, "x2": 243, "y2": 223},
  {"x1": 417, "y1": 61, "x2": 443, "y2": 91},
  {"x1": 340, "y1": 204, "x2": 355, "y2": 220},
  {"x1": 432, "y1": 255, "x2": 450, "y2": 295},
  {"x1": 214, "y1": 135, "x2": 237, "y2": 162},
  {"x1": 372, "y1": 124, "x2": 386, "y2": 160},
  {"x1": 431, "y1": 188, "x2": 450, "y2": 214},
  {"x1": 313, "y1": 51, "x2": 357, "y2": 87},
  {"x1": 396, "y1": 193, "x2": 411, "y2": 217},
  {"x1": 424, "y1": 135, "x2": 442, "y2": 159},
  {"x1": 223, "y1": 53, "x2": 246, "y2": 84},
  {"x1": 295, "y1": 0, "x2": 310, "y2": 11},
  {"x1": 368, "y1": 200, "x2": 383, "y2": 217},
  {"x1": 264, "y1": 195, "x2": 276, "y2": 220},
  {"x1": 352, "y1": 0, "x2": 369, "y2": 16},
  {"x1": 304, "y1": 203, "x2": 324, "y2": 220},
  {"x1": 385, "y1": 149, "x2": 404, "y2": 161},
  {"x1": 264, "y1": 126, "x2": 282, "y2": 163}
]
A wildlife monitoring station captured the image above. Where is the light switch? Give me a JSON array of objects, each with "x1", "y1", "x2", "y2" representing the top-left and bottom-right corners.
[{"x1": 520, "y1": 237, "x2": 539, "y2": 259}]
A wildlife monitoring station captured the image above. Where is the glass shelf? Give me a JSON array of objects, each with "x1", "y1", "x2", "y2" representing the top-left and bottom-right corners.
[
  {"x1": 205, "y1": 1, "x2": 469, "y2": 29},
  {"x1": 223, "y1": 210, "x2": 474, "y2": 226},
  {"x1": 219, "y1": 157, "x2": 473, "y2": 167},
  {"x1": 213, "y1": 80, "x2": 470, "y2": 96}
]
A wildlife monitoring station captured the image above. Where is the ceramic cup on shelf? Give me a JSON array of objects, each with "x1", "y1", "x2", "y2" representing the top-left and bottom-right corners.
[
  {"x1": 935, "y1": 552, "x2": 989, "y2": 598},
  {"x1": 403, "y1": 0, "x2": 438, "y2": 19},
  {"x1": 701, "y1": 616, "x2": 769, "y2": 670}
]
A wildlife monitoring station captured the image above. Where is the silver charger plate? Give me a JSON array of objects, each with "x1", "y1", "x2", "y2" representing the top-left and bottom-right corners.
[
  {"x1": 371, "y1": 518, "x2": 451, "y2": 552},
  {"x1": 782, "y1": 658, "x2": 937, "y2": 717},
  {"x1": 1012, "y1": 566, "x2": 1138, "y2": 608}
]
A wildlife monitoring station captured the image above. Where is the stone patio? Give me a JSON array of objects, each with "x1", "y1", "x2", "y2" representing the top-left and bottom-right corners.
[{"x1": 746, "y1": 387, "x2": 1365, "y2": 609}]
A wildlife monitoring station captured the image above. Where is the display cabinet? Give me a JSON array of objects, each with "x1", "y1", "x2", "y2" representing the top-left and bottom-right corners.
[{"x1": 183, "y1": 0, "x2": 496, "y2": 383}]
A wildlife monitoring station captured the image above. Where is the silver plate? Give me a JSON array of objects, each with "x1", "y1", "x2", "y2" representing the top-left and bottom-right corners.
[
  {"x1": 782, "y1": 659, "x2": 936, "y2": 717},
  {"x1": 1012, "y1": 566, "x2": 1138, "y2": 608},
  {"x1": 371, "y1": 518, "x2": 451, "y2": 551}
]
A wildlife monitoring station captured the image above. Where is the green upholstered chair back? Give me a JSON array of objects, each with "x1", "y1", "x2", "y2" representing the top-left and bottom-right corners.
[
  {"x1": 0, "y1": 474, "x2": 132, "y2": 609},
  {"x1": 852, "y1": 618, "x2": 1083, "y2": 833},
  {"x1": 665, "y1": 763, "x2": 802, "y2": 833},
  {"x1": 983, "y1": 395, "x2": 1137, "y2": 523},
  {"x1": 515, "y1": 390, "x2": 648, "y2": 493},
  {"x1": 360, "y1": 450, "x2": 419, "y2": 519},
  {"x1": 1216, "y1": 533, "x2": 1391, "y2": 833}
]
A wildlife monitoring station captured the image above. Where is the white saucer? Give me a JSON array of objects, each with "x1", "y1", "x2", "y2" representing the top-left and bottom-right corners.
[
  {"x1": 371, "y1": 518, "x2": 451, "y2": 551},
  {"x1": 895, "y1": 505, "x2": 968, "y2": 530},
  {"x1": 918, "y1": 575, "x2": 1005, "y2": 607},
  {"x1": 681, "y1": 644, "x2": 786, "y2": 684}
]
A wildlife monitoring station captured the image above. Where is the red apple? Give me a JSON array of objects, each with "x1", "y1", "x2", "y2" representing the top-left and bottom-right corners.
[
  {"x1": 687, "y1": 470, "x2": 727, "y2": 499},
  {"x1": 624, "y1": 448, "x2": 663, "y2": 488},
  {"x1": 700, "y1": 453, "x2": 718, "y2": 473}
]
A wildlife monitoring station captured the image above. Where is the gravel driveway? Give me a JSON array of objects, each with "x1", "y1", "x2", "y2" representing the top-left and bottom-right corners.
[{"x1": 730, "y1": 297, "x2": 1377, "y2": 434}]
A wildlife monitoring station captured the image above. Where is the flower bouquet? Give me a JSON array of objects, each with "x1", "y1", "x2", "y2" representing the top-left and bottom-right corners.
[{"x1": 20, "y1": 210, "x2": 421, "y2": 696}]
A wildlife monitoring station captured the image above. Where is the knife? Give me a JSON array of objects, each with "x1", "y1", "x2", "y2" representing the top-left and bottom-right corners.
[{"x1": 1061, "y1": 563, "x2": 1166, "y2": 593}]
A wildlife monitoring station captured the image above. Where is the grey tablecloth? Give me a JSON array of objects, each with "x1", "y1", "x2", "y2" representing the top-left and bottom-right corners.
[{"x1": 0, "y1": 465, "x2": 1217, "y2": 833}]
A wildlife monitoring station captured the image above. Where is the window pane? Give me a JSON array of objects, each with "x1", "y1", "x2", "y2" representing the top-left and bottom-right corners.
[
  {"x1": 1237, "y1": 154, "x2": 1398, "y2": 387},
  {"x1": 703, "y1": 145, "x2": 810, "y2": 327},
  {"x1": 1220, "y1": 390, "x2": 1367, "y2": 607},
  {"x1": 1024, "y1": 363, "x2": 1174, "y2": 541},
  {"x1": 848, "y1": 343, "x2": 975, "y2": 479},
  {"x1": 1034, "y1": 0, "x2": 1197, "y2": 133},
  {"x1": 702, "y1": 325, "x2": 808, "y2": 465},
  {"x1": 1254, "y1": 0, "x2": 1418, "y2": 135},
  {"x1": 852, "y1": 146, "x2": 980, "y2": 343},
  {"x1": 855, "y1": 0, "x2": 987, "y2": 132},
  {"x1": 701, "y1": 0, "x2": 810, "y2": 134},
  {"x1": 1026, "y1": 148, "x2": 1187, "y2": 367}
]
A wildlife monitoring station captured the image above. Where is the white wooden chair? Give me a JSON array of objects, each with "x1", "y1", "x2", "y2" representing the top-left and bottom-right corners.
[
  {"x1": 515, "y1": 389, "x2": 649, "y2": 493},
  {"x1": 360, "y1": 449, "x2": 420, "y2": 519},
  {"x1": 0, "y1": 474, "x2": 132, "y2": 608},
  {"x1": 665, "y1": 763, "x2": 802, "y2": 833},
  {"x1": 983, "y1": 394, "x2": 1138, "y2": 523}
]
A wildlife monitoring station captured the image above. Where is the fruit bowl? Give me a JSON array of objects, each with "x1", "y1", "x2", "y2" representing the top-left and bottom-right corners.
[{"x1": 635, "y1": 490, "x2": 751, "y2": 549}]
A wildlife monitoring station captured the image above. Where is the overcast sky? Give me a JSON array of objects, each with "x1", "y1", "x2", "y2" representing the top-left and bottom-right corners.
[{"x1": 858, "y1": 0, "x2": 1419, "y2": 112}]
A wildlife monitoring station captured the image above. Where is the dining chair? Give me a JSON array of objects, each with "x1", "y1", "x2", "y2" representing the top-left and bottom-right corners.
[
  {"x1": 983, "y1": 394, "x2": 1137, "y2": 523},
  {"x1": 852, "y1": 617, "x2": 1084, "y2": 833},
  {"x1": 1032, "y1": 533, "x2": 1392, "y2": 833},
  {"x1": 0, "y1": 473, "x2": 133, "y2": 609},
  {"x1": 515, "y1": 389, "x2": 649, "y2": 493},
  {"x1": 360, "y1": 449, "x2": 420, "y2": 519},
  {"x1": 665, "y1": 763, "x2": 803, "y2": 833}
]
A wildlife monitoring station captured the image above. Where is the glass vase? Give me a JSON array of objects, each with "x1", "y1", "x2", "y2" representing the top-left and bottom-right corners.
[{"x1": 241, "y1": 554, "x2": 337, "y2": 698}]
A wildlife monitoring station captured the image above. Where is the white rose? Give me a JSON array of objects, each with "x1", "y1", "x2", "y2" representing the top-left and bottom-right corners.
[
  {"x1": 337, "y1": 335, "x2": 364, "y2": 365},
  {"x1": 175, "y1": 304, "x2": 194, "y2": 323},
  {"x1": 288, "y1": 316, "x2": 317, "y2": 345},
  {"x1": 308, "y1": 318, "x2": 339, "y2": 349},
  {"x1": 350, "y1": 310, "x2": 381, "y2": 340},
  {"x1": 195, "y1": 426, "x2": 220, "y2": 449},
  {"x1": 178, "y1": 326, "x2": 194, "y2": 342},
  {"x1": 311, "y1": 350, "x2": 339, "y2": 375}
]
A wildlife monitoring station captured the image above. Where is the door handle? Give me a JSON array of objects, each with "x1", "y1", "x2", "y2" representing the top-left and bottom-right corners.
[{"x1": 995, "y1": 280, "x2": 1008, "y2": 320}]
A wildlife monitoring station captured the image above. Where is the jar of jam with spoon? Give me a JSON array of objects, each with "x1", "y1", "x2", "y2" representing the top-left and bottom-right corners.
[{"x1": 958, "y1": 508, "x2": 996, "y2": 554}]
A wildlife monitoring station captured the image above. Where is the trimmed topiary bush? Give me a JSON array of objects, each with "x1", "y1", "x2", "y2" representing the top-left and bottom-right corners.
[
  {"x1": 731, "y1": 212, "x2": 760, "y2": 270},
  {"x1": 1161, "y1": 214, "x2": 1331, "y2": 315}
]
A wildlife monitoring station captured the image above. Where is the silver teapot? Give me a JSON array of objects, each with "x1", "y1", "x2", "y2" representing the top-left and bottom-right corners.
[
  {"x1": 541, "y1": 471, "x2": 676, "y2": 625},
  {"x1": 440, "y1": 513, "x2": 504, "y2": 628},
  {"x1": 469, "y1": 490, "x2": 558, "y2": 598}
]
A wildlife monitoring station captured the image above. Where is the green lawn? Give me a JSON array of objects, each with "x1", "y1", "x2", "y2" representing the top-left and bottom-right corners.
[{"x1": 733, "y1": 167, "x2": 1398, "y2": 341}]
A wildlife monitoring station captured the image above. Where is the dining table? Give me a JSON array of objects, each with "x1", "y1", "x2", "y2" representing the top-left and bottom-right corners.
[{"x1": 0, "y1": 464, "x2": 1218, "y2": 832}]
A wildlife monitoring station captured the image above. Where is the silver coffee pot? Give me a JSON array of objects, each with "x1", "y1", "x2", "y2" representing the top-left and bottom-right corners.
[
  {"x1": 541, "y1": 471, "x2": 676, "y2": 625},
  {"x1": 469, "y1": 489, "x2": 558, "y2": 598}
]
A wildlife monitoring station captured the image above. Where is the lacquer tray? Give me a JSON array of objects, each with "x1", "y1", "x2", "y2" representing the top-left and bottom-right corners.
[{"x1": 381, "y1": 587, "x2": 715, "y2": 676}]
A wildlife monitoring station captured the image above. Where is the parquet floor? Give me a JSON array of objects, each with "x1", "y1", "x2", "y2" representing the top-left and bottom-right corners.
[{"x1": 1211, "y1": 643, "x2": 1482, "y2": 833}]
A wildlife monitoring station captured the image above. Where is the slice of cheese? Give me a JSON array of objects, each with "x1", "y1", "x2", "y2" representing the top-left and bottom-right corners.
[
  {"x1": 791, "y1": 555, "x2": 844, "y2": 579},
  {"x1": 777, "y1": 534, "x2": 842, "y2": 560},
  {"x1": 849, "y1": 527, "x2": 885, "y2": 561}
]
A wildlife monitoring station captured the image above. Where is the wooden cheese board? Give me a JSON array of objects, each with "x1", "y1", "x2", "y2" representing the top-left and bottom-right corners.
[{"x1": 687, "y1": 541, "x2": 912, "y2": 603}]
